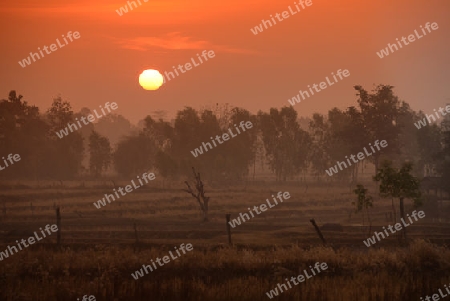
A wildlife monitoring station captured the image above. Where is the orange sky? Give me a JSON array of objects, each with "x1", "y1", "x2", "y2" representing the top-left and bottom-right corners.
[{"x1": 1, "y1": 0, "x2": 449, "y2": 123}]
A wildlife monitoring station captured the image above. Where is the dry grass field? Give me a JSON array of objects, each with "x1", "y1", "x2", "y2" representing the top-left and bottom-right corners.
[{"x1": 1, "y1": 179, "x2": 449, "y2": 300}]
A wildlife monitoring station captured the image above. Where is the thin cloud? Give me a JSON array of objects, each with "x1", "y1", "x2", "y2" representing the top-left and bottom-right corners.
[{"x1": 115, "y1": 32, "x2": 257, "y2": 55}]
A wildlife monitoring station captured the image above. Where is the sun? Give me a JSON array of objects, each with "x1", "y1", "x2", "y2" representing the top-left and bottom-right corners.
[{"x1": 139, "y1": 69, "x2": 164, "y2": 90}]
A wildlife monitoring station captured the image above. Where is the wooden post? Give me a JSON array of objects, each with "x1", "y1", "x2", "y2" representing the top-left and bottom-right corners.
[
  {"x1": 56, "y1": 206, "x2": 61, "y2": 245},
  {"x1": 310, "y1": 219, "x2": 326, "y2": 246},
  {"x1": 226, "y1": 214, "x2": 232, "y2": 246}
]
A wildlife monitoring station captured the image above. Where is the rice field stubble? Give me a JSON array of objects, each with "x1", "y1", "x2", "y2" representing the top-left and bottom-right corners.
[{"x1": 0, "y1": 181, "x2": 449, "y2": 300}]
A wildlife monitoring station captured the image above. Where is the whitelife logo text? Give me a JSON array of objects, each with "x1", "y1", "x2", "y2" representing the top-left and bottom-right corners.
[
  {"x1": 131, "y1": 243, "x2": 193, "y2": 280},
  {"x1": 93, "y1": 172, "x2": 155, "y2": 209},
  {"x1": 55, "y1": 102, "x2": 118, "y2": 139},
  {"x1": 363, "y1": 210, "x2": 425, "y2": 247},
  {"x1": 288, "y1": 69, "x2": 350, "y2": 106},
  {"x1": 250, "y1": 0, "x2": 313, "y2": 35},
  {"x1": 0, "y1": 224, "x2": 59, "y2": 261},
  {"x1": 190, "y1": 121, "x2": 253, "y2": 158},
  {"x1": 376, "y1": 22, "x2": 439, "y2": 59},
  {"x1": 18, "y1": 31, "x2": 81, "y2": 68}
]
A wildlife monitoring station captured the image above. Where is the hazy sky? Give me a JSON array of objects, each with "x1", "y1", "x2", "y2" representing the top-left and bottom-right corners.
[{"x1": 1, "y1": 0, "x2": 449, "y2": 123}]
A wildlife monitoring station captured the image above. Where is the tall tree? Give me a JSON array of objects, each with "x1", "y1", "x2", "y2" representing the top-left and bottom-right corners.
[
  {"x1": 46, "y1": 97, "x2": 84, "y2": 178},
  {"x1": 94, "y1": 114, "x2": 136, "y2": 148},
  {"x1": 74, "y1": 108, "x2": 95, "y2": 175},
  {"x1": 259, "y1": 106, "x2": 311, "y2": 181},
  {"x1": 89, "y1": 131, "x2": 112, "y2": 177},
  {"x1": 354, "y1": 85, "x2": 402, "y2": 172},
  {"x1": 0, "y1": 91, "x2": 48, "y2": 179},
  {"x1": 221, "y1": 108, "x2": 257, "y2": 181},
  {"x1": 157, "y1": 106, "x2": 257, "y2": 182},
  {"x1": 143, "y1": 116, "x2": 178, "y2": 179},
  {"x1": 46, "y1": 96, "x2": 74, "y2": 131},
  {"x1": 415, "y1": 117, "x2": 442, "y2": 176},
  {"x1": 114, "y1": 133, "x2": 156, "y2": 177},
  {"x1": 171, "y1": 107, "x2": 204, "y2": 177},
  {"x1": 325, "y1": 107, "x2": 368, "y2": 182},
  {"x1": 308, "y1": 113, "x2": 330, "y2": 180}
]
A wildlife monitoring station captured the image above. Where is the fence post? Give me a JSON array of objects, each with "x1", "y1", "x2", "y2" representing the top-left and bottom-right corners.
[
  {"x1": 309, "y1": 218, "x2": 326, "y2": 246},
  {"x1": 226, "y1": 214, "x2": 232, "y2": 246}
]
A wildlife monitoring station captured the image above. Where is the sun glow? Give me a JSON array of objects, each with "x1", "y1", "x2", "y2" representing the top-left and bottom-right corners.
[{"x1": 139, "y1": 69, "x2": 164, "y2": 90}]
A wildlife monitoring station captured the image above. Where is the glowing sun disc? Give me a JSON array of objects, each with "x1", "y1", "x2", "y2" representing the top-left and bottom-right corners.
[{"x1": 139, "y1": 69, "x2": 164, "y2": 90}]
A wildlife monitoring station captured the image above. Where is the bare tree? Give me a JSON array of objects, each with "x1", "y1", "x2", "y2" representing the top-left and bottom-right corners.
[{"x1": 183, "y1": 167, "x2": 210, "y2": 222}]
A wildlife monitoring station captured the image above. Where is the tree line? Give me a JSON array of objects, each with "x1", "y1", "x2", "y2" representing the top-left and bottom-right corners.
[{"x1": 0, "y1": 85, "x2": 449, "y2": 190}]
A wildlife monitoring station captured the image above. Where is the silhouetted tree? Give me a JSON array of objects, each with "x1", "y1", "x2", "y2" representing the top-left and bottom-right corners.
[
  {"x1": 155, "y1": 150, "x2": 178, "y2": 180},
  {"x1": 46, "y1": 97, "x2": 84, "y2": 179},
  {"x1": 143, "y1": 116, "x2": 178, "y2": 179},
  {"x1": 415, "y1": 117, "x2": 442, "y2": 176},
  {"x1": 114, "y1": 133, "x2": 156, "y2": 177},
  {"x1": 221, "y1": 108, "x2": 257, "y2": 181},
  {"x1": 354, "y1": 85, "x2": 402, "y2": 172},
  {"x1": 95, "y1": 114, "x2": 136, "y2": 147},
  {"x1": 170, "y1": 107, "x2": 204, "y2": 177},
  {"x1": 326, "y1": 107, "x2": 368, "y2": 182},
  {"x1": 374, "y1": 161, "x2": 421, "y2": 239},
  {"x1": 308, "y1": 113, "x2": 330, "y2": 180},
  {"x1": 0, "y1": 91, "x2": 48, "y2": 179},
  {"x1": 89, "y1": 131, "x2": 112, "y2": 177},
  {"x1": 259, "y1": 106, "x2": 311, "y2": 181},
  {"x1": 46, "y1": 96, "x2": 73, "y2": 131},
  {"x1": 155, "y1": 106, "x2": 257, "y2": 182}
]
